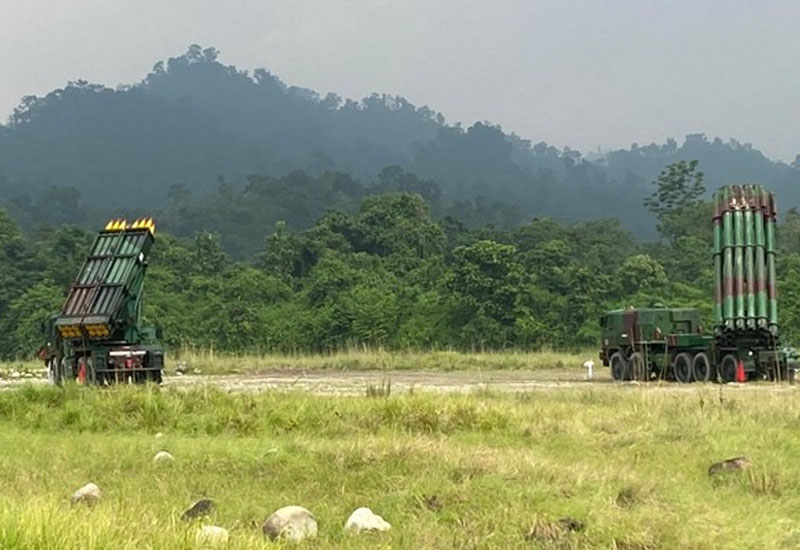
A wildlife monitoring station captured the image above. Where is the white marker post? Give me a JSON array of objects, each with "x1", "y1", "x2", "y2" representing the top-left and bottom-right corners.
[{"x1": 583, "y1": 359, "x2": 595, "y2": 380}]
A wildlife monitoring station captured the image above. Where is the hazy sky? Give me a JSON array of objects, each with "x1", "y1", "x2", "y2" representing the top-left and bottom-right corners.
[{"x1": 2, "y1": 0, "x2": 798, "y2": 160}]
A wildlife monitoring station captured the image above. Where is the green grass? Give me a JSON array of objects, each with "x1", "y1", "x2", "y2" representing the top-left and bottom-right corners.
[
  {"x1": 1, "y1": 349, "x2": 593, "y2": 379},
  {"x1": 1, "y1": 384, "x2": 800, "y2": 548},
  {"x1": 169, "y1": 348, "x2": 593, "y2": 375}
]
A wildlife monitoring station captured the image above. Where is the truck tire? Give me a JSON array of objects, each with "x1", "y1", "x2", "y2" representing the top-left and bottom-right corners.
[
  {"x1": 61, "y1": 357, "x2": 72, "y2": 382},
  {"x1": 692, "y1": 352, "x2": 712, "y2": 382},
  {"x1": 720, "y1": 354, "x2": 738, "y2": 383},
  {"x1": 610, "y1": 352, "x2": 626, "y2": 381},
  {"x1": 674, "y1": 352, "x2": 693, "y2": 383},
  {"x1": 47, "y1": 358, "x2": 59, "y2": 385},
  {"x1": 629, "y1": 352, "x2": 647, "y2": 381}
]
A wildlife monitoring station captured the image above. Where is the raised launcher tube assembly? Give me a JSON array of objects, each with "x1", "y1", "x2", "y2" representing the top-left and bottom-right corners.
[{"x1": 713, "y1": 185, "x2": 777, "y2": 334}]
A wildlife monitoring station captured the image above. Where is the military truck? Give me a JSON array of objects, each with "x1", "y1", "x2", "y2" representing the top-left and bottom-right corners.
[
  {"x1": 600, "y1": 184, "x2": 798, "y2": 383},
  {"x1": 41, "y1": 218, "x2": 164, "y2": 384},
  {"x1": 600, "y1": 306, "x2": 714, "y2": 382}
]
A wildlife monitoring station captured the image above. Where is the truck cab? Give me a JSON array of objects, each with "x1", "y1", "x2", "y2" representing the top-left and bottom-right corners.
[{"x1": 599, "y1": 305, "x2": 710, "y2": 381}]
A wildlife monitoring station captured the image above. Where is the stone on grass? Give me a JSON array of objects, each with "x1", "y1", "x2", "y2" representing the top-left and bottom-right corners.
[
  {"x1": 344, "y1": 507, "x2": 391, "y2": 533},
  {"x1": 708, "y1": 456, "x2": 751, "y2": 475},
  {"x1": 423, "y1": 494, "x2": 442, "y2": 511},
  {"x1": 557, "y1": 517, "x2": 585, "y2": 532},
  {"x1": 195, "y1": 525, "x2": 229, "y2": 546},
  {"x1": 153, "y1": 450, "x2": 175, "y2": 464},
  {"x1": 262, "y1": 506, "x2": 317, "y2": 541},
  {"x1": 524, "y1": 517, "x2": 584, "y2": 542},
  {"x1": 182, "y1": 498, "x2": 215, "y2": 521},
  {"x1": 71, "y1": 482, "x2": 101, "y2": 505},
  {"x1": 155, "y1": 432, "x2": 165, "y2": 439}
]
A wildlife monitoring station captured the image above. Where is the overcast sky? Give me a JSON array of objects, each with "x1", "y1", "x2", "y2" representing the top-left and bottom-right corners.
[{"x1": 1, "y1": 0, "x2": 798, "y2": 161}]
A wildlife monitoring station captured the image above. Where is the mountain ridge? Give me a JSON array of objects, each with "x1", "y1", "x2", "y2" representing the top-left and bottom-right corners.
[{"x1": 1, "y1": 45, "x2": 798, "y2": 239}]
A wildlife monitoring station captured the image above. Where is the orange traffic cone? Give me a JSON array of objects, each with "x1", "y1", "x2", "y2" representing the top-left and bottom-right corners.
[{"x1": 735, "y1": 360, "x2": 746, "y2": 383}]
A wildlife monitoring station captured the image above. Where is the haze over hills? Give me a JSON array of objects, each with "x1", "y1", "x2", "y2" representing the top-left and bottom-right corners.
[{"x1": 1, "y1": 45, "x2": 798, "y2": 248}]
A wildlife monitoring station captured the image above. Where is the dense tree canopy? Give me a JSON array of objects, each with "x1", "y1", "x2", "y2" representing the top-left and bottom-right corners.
[
  {"x1": 1, "y1": 46, "x2": 798, "y2": 243},
  {"x1": 4, "y1": 161, "x2": 800, "y2": 360},
  {"x1": 1, "y1": 45, "x2": 799, "y2": 358}
]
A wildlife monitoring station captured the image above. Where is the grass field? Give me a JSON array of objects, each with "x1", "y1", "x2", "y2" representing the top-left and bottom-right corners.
[
  {"x1": 0, "y1": 348, "x2": 594, "y2": 379},
  {"x1": 169, "y1": 348, "x2": 594, "y2": 375},
  {"x1": 1, "y1": 383, "x2": 799, "y2": 549}
]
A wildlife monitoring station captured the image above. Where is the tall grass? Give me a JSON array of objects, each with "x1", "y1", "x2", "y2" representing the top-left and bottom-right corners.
[
  {"x1": 1, "y1": 384, "x2": 800, "y2": 548},
  {"x1": 1, "y1": 349, "x2": 594, "y2": 379},
  {"x1": 170, "y1": 347, "x2": 594, "y2": 375}
]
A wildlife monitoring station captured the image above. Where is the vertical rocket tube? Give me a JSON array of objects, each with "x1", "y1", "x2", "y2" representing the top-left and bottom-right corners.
[
  {"x1": 766, "y1": 192, "x2": 778, "y2": 334},
  {"x1": 744, "y1": 199, "x2": 756, "y2": 329},
  {"x1": 722, "y1": 189, "x2": 734, "y2": 329},
  {"x1": 713, "y1": 192, "x2": 723, "y2": 327},
  {"x1": 754, "y1": 191, "x2": 767, "y2": 329},
  {"x1": 734, "y1": 206, "x2": 745, "y2": 329}
]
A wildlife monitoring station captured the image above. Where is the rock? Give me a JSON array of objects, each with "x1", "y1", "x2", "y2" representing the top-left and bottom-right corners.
[
  {"x1": 195, "y1": 525, "x2": 229, "y2": 546},
  {"x1": 153, "y1": 450, "x2": 175, "y2": 464},
  {"x1": 708, "y1": 456, "x2": 751, "y2": 475},
  {"x1": 10, "y1": 370, "x2": 20, "y2": 379},
  {"x1": 525, "y1": 517, "x2": 584, "y2": 542},
  {"x1": 525, "y1": 520, "x2": 561, "y2": 542},
  {"x1": 155, "y1": 432, "x2": 164, "y2": 439},
  {"x1": 557, "y1": 517, "x2": 585, "y2": 532},
  {"x1": 262, "y1": 506, "x2": 318, "y2": 541},
  {"x1": 70, "y1": 482, "x2": 101, "y2": 505},
  {"x1": 344, "y1": 507, "x2": 391, "y2": 533},
  {"x1": 423, "y1": 494, "x2": 442, "y2": 511},
  {"x1": 192, "y1": 368, "x2": 202, "y2": 375},
  {"x1": 182, "y1": 498, "x2": 215, "y2": 521}
]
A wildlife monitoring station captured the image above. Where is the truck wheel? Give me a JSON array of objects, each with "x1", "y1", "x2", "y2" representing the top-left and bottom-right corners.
[
  {"x1": 692, "y1": 352, "x2": 712, "y2": 382},
  {"x1": 674, "y1": 352, "x2": 693, "y2": 383},
  {"x1": 47, "y1": 358, "x2": 60, "y2": 385},
  {"x1": 61, "y1": 357, "x2": 71, "y2": 381},
  {"x1": 610, "y1": 352, "x2": 625, "y2": 381},
  {"x1": 629, "y1": 352, "x2": 647, "y2": 381},
  {"x1": 720, "y1": 354, "x2": 738, "y2": 383}
]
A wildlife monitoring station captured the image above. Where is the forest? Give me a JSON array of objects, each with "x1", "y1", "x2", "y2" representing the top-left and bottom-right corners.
[
  {"x1": 2, "y1": 46, "x2": 800, "y2": 359},
  {"x1": 2, "y1": 46, "x2": 799, "y2": 245},
  {"x1": 3, "y1": 158, "x2": 800, "y2": 360}
]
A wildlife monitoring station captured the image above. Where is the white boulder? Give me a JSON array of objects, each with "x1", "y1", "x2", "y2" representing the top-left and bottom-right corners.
[
  {"x1": 70, "y1": 482, "x2": 102, "y2": 505},
  {"x1": 344, "y1": 507, "x2": 391, "y2": 533},
  {"x1": 195, "y1": 525, "x2": 229, "y2": 546},
  {"x1": 262, "y1": 505, "x2": 318, "y2": 541},
  {"x1": 153, "y1": 450, "x2": 175, "y2": 464}
]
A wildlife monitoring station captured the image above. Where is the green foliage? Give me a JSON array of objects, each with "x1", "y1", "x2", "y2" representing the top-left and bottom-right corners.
[
  {"x1": 644, "y1": 160, "x2": 709, "y2": 242},
  {"x1": 0, "y1": 282, "x2": 63, "y2": 357},
  {"x1": 618, "y1": 254, "x2": 669, "y2": 295},
  {"x1": 7, "y1": 163, "x2": 800, "y2": 358},
  {"x1": 4, "y1": 46, "x2": 799, "y2": 248}
]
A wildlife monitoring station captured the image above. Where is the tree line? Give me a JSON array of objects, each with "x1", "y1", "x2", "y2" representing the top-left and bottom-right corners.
[{"x1": 4, "y1": 160, "x2": 800, "y2": 359}]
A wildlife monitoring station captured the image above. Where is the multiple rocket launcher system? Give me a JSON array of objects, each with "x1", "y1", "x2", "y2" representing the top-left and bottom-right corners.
[
  {"x1": 43, "y1": 218, "x2": 163, "y2": 384},
  {"x1": 600, "y1": 183, "x2": 798, "y2": 383}
]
